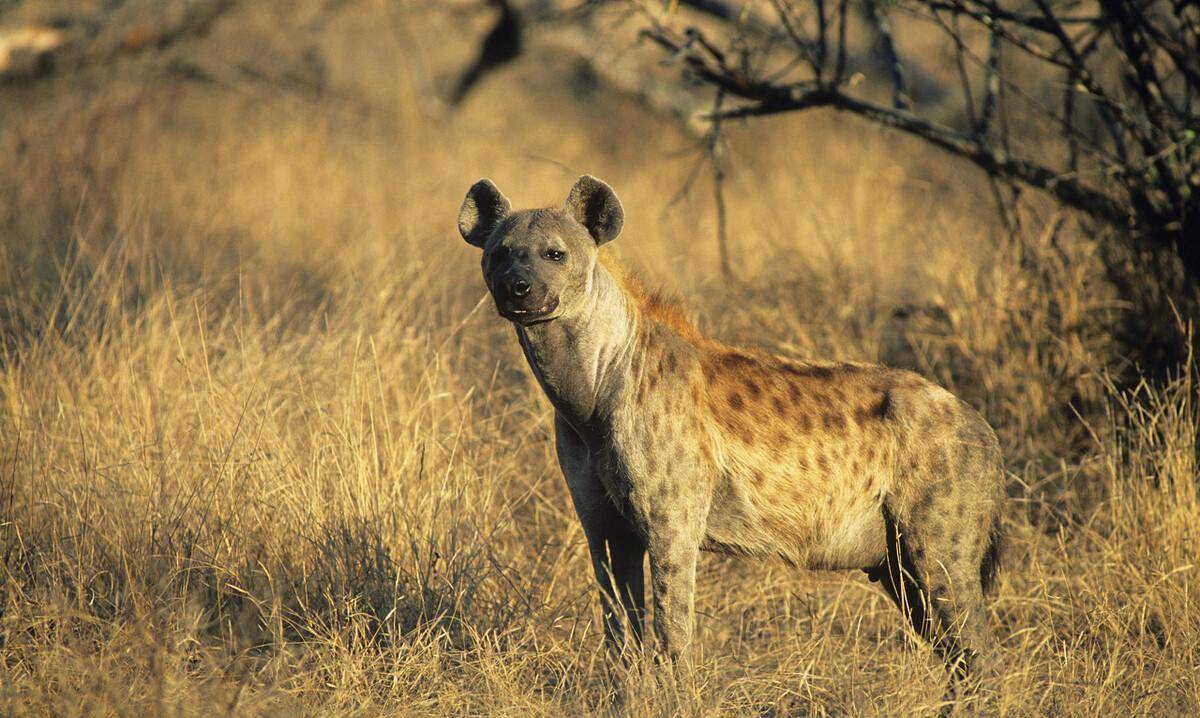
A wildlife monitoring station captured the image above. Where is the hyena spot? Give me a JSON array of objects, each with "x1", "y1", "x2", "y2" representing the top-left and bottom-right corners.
[
  {"x1": 748, "y1": 379, "x2": 763, "y2": 398},
  {"x1": 729, "y1": 390, "x2": 745, "y2": 411},
  {"x1": 772, "y1": 395, "x2": 787, "y2": 413},
  {"x1": 930, "y1": 450, "x2": 950, "y2": 476},
  {"x1": 770, "y1": 428, "x2": 789, "y2": 450},
  {"x1": 718, "y1": 353, "x2": 754, "y2": 372},
  {"x1": 785, "y1": 364, "x2": 835, "y2": 379},
  {"x1": 856, "y1": 399, "x2": 889, "y2": 425},
  {"x1": 876, "y1": 392, "x2": 892, "y2": 418},
  {"x1": 752, "y1": 470, "x2": 766, "y2": 486}
]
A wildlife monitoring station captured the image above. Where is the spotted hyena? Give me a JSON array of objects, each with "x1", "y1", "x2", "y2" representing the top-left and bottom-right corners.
[{"x1": 458, "y1": 175, "x2": 1006, "y2": 700}]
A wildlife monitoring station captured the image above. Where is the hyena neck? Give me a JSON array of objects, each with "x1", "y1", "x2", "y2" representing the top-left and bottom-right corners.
[{"x1": 516, "y1": 262, "x2": 637, "y2": 438}]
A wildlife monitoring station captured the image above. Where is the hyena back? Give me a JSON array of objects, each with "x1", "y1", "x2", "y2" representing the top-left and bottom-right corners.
[{"x1": 458, "y1": 174, "x2": 1006, "y2": 698}]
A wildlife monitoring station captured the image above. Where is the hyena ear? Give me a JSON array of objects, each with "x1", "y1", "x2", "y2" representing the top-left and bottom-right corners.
[
  {"x1": 564, "y1": 175, "x2": 623, "y2": 245},
  {"x1": 458, "y1": 179, "x2": 511, "y2": 248}
]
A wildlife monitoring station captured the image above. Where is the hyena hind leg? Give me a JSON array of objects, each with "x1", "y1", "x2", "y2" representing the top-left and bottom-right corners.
[
  {"x1": 865, "y1": 507, "x2": 933, "y2": 641},
  {"x1": 869, "y1": 500, "x2": 1002, "y2": 707}
]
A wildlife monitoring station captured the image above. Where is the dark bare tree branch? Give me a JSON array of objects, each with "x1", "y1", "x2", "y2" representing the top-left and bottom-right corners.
[
  {"x1": 864, "y1": 0, "x2": 911, "y2": 110},
  {"x1": 638, "y1": 0, "x2": 1198, "y2": 286},
  {"x1": 976, "y1": 28, "x2": 1001, "y2": 137}
]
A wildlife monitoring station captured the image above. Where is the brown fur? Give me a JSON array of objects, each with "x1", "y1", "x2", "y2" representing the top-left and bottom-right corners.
[{"x1": 603, "y1": 255, "x2": 704, "y2": 344}]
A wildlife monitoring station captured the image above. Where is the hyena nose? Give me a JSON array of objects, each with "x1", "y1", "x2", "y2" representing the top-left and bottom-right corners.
[{"x1": 506, "y1": 274, "x2": 531, "y2": 297}]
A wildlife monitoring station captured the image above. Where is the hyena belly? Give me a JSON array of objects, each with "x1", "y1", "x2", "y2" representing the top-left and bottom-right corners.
[
  {"x1": 695, "y1": 358, "x2": 906, "y2": 570},
  {"x1": 701, "y1": 429, "x2": 894, "y2": 570}
]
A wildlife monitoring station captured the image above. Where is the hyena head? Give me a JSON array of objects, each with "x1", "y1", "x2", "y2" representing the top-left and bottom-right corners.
[{"x1": 457, "y1": 175, "x2": 624, "y2": 325}]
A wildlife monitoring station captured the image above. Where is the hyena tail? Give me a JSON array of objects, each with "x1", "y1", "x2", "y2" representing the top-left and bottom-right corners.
[{"x1": 980, "y1": 514, "x2": 1003, "y2": 595}]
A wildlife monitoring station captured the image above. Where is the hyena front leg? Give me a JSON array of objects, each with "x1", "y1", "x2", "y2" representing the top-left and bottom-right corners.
[
  {"x1": 596, "y1": 529, "x2": 647, "y2": 653},
  {"x1": 644, "y1": 476, "x2": 708, "y2": 670},
  {"x1": 556, "y1": 416, "x2": 646, "y2": 658},
  {"x1": 647, "y1": 529, "x2": 701, "y2": 668}
]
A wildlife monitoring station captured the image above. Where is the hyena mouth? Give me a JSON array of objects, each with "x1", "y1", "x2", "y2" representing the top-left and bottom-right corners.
[{"x1": 500, "y1": 297, "x2": 560, "y2": 324}]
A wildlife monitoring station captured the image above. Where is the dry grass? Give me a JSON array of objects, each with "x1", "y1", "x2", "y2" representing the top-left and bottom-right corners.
[{"x1": 1, "y1": 2, "x2": 1197, "y2": 716}]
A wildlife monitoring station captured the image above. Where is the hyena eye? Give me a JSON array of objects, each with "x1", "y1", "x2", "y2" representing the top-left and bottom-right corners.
[{"x1": 542, "y1": 249, "x2": 565, "y2": 262}]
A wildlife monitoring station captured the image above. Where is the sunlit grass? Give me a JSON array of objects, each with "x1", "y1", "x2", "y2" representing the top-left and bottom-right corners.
[{"x1": 0, "y1": 2, "x2": 1196, "y2": 715}]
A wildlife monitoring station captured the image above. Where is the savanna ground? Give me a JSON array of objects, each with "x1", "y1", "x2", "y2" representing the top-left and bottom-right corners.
[{"x1": 1, "y1": 1, "x2": 1197, "y2": 715}]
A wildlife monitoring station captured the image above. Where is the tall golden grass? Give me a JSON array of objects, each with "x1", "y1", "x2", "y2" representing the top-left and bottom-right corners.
[{"x1": 1, "y1": 2, "x2": 1197, "y2": 715}]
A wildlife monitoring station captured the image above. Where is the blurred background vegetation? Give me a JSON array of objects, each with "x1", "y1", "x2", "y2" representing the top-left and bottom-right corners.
[{"x1": 0, "y1": 1, "x2": 1196, "y2": 715}]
